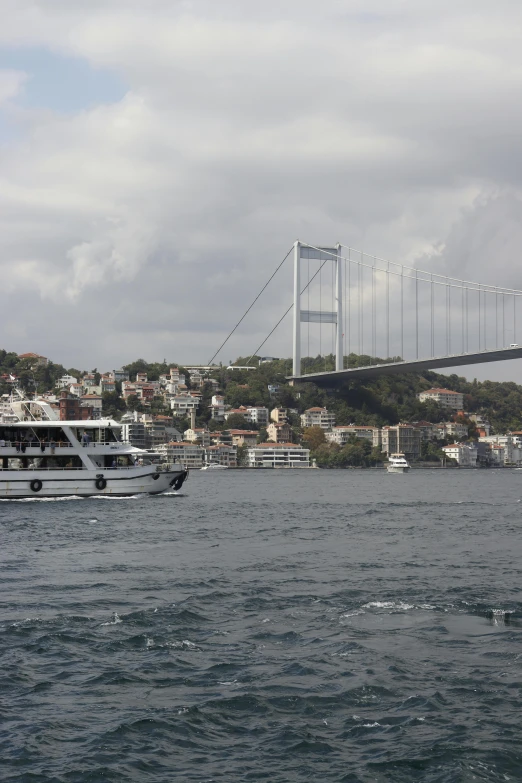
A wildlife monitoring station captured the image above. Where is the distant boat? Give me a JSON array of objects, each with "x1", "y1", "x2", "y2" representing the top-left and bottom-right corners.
[
  {"x1": 386, "y1": 453, "x2": 410, "y2": 473},
  {"x1": 200, "y1": 463, "x2": 228, "y2": 471}
]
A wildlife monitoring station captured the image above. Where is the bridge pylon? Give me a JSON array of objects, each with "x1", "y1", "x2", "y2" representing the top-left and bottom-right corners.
[{"x1": 292, "y1": 241, "x2": 343, "y2": 377}]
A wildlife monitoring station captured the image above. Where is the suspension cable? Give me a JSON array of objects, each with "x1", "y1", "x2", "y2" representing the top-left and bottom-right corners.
[
  {"x1": 245, "y1": 257, "x2": 331, "y2": 365},
  {"x1": 207, "y1": 245, "x2": 293, "y2": 365}
]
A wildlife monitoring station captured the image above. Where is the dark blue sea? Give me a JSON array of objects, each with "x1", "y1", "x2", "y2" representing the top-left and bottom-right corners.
[{"x1": 1, "y1": 469, "x2": 521, "y2": 782}]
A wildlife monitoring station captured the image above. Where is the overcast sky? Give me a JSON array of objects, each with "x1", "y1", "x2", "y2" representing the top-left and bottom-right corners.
[{"x1": 2, "y1": 0, "x2": 522, "y2": 380}]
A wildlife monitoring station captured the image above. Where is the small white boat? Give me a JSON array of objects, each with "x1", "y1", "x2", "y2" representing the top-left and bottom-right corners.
[
  {"x1": 200, "y1": 463, "x2": 228, "y2": 471},
  {"x1": 386, "y1": 453, "x2": 410, "y2": 473}
]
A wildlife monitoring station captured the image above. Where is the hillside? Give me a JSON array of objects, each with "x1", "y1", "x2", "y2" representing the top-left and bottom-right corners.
[{"x1": 2, "y1": 348, "x2": 522, "y2": 435}]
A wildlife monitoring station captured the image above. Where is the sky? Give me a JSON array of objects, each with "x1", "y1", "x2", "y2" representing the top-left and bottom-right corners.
[{"x1": 2, "y1": 0, "x2": 522, "y2": 381}]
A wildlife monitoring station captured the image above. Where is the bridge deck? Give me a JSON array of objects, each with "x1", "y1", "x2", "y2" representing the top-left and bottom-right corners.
[{"x1": 288, "y1": 346, "x2": 522, "y2": 386}]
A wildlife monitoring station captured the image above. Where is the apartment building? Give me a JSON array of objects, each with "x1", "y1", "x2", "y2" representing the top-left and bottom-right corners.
[
  {"x1": 442, "y1": 443, "x2": 478, "y2": 466},
  {"x1": 300, "y1": 407, "x2": 336, "y2": 430},
  {"x1": 418, "y1": 388, "x2": 464, "y2": 409},
  {"x1": 228, "y1": 430, "x2": 259, "y2": 447},
  {"x1": 204, "y1": 444, "x2": 237, "y2": 467},
  {"x1": 157, "y1": 441, "x2": 205, "y2": 469},
  {"x1": 326, "y1": 426, "x2": 376, "y2": 446},
  {"x1": 435, "y1": 421, "x2": 469, "y2": 440},
  {"x1": 184, "y1": 428, "x2": 211, "y2": 446},
  {"x1": 270, "y1": 407, "x2": 288, "y2": 424},
  {"x1": 247, "y1": 443, "x2": 310, "y2": 468},
  {"x1": 170, "y1": 394, "x2": 200, "y2": 417},
  {"x1": 266, "y1": 422, "x2": 293, "y2": 443},
  {"x1": 380, "y1": 424, "x2": 421, "y2": 459}
]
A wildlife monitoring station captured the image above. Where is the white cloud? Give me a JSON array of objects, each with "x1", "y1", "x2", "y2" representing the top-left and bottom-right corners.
[{"x1": 1, "y1": 0, "x2": 522, "y2": 378}]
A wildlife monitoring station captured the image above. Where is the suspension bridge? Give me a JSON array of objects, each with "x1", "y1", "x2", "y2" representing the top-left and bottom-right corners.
[{"x1": 210, "y1": 241, "x2": 522, "y2": 386}]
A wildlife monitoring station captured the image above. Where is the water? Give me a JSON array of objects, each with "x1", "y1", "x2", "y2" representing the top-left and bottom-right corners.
[{"x1": 1, "y1": 470, "x2": 521, "y2": 782}]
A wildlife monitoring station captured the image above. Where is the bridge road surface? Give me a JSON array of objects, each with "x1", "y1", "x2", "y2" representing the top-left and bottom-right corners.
[{"x1": 288, "y1": 346, "x2": 522, "y2": 386}]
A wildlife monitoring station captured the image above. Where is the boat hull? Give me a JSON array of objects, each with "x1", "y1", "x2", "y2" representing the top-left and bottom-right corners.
[
  {"x1": 0, "y1": 467, "x2": 188, "y2": 498},
  {"x1": 386, "y1": 466, "x2": 410, "y2": 473}
]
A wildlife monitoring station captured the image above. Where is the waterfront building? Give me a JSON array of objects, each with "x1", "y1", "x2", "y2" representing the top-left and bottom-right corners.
[
  {"x1": 442, "y1": 443, "x2": 478, "y2": 466},
  {"x1": 300, "y1": 407, "x2": 336, "y2": 430},
  {"x1": 417, "y1": 388, "x2": 464, "y2": 409},
  {"x1": 247, "y1": 443, "x2": 310, "y2": 468},
  {"x1": 203, "y1": 444, "x2": 237, "y2": 467},
  {"x1": 157, "y1": 441, "x2": 205, "y2": 469},
  {"x1": 380, "y1": 424, "x2": 421, "y2": 459}
]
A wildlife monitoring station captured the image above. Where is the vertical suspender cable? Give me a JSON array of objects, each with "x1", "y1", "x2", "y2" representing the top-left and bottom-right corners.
[
  {"x1": 319, "y1": 255, "x2": 323, "y2": 366},
  {"x1": 448, "y1": 283, "x2": 451, "y2": 354},
  {"x1": 307, "y1": 256, "x2": 310, "y2": 370},
  {"x1": 478, "y1": 286, "x2": 481, "y2": 352},
  {"x1": 401, "y1": 265, "x2": 404, "y2": 359},
  {"x1": 495, "y1": 289, "x2": 498, "y2": 349},
  {"x1": 465, "y1": 286, "x2": 469, "y2": 352},
  {"x1": 359, "y1": 251, "x2": 363, "y2": 356},
  {"x1": 431, "y1": 275, "x2": 434, "y2": 357},
  {"x1": 348, "y1": 249, "x2": 351, "y2": 357},
  {"x1": 502, "y1": 294, "x2": 505, "y2": 348},
  {"x1": 386, "y1": 261, "x2": 390, "y2": 359},
  {"x1": 415, "y1": 268, "x2": 419, "y2": 359},
  {"x1": 331, "y1": 257, "x2": 334, "y2": 364},
  {"x1": 446, "y1": 279, "x2": 449, "y2": 354},
  {"x1": 514, "y1": 294, "x2": 517, "y2": 344},
  {"x1": 484, "y1": 289, "x2": 488, "y2": 351},
  {"x1": 461, "y1": 282, "x2": 464, "y2": 354},
  {"x1": 372, "y1": 257, "x2": 377, "y2": 357}
]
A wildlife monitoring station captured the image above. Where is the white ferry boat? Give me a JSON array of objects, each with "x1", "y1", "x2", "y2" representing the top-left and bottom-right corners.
[
  {"x1": 0, "y1": 395, "x2": 188, "y2": 498},
  {"x1": 386, "y1": 453, "x2": 410, "y2": 473}
]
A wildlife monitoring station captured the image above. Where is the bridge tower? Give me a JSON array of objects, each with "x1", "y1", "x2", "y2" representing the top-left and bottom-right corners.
[{"x1": 292, "y1": 241, "x2": 343, "y2": 377}]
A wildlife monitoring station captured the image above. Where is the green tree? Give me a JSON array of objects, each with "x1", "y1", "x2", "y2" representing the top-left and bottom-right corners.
[
  {"x1": 225, "y1": 413, "x2": 251, "y2": 430},
  {"x1": 257, "y1": 428, "x2": 269, "y2": 443},
  {"x1": 302, "y1": 426, "x2": 326, "y2": 450},
  {"x1": 126, "y1": 394, "x2": 143, "y2": 412}
]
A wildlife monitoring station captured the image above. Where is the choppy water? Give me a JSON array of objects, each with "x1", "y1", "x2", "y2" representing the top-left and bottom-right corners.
[{"x1": 1, "y1": 469, "x2": 521, "y2": 782}]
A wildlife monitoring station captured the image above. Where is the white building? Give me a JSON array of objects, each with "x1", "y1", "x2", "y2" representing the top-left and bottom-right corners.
[
  {"x1": 69, "y1": 383, "x2": 84, "y2": 397},
  {"x1": 184, "y1": 428, "x2": 211, "y2": 446},
  {"x1": 170, "y1": 394, "x2": 200, "y2": 417},
  {"x1": 56, "y1": 374, "x2": 78, "y2": 389},
  {"x1": 478, "y1": 435, "x2": 522, "y2": 465},
  {"x1": 247, "y1": 443, "x2": 310, "y2": 468},
  {"x1": 157, "y1": 441, "x2": 204, "y2": 469},
  {"x1": 203, "y1": 444, "x2": 237, "y2": 467},
  {"x1": 300, "y1": 407, "x2": 336, "y2": 430},
  {"x1": 245, "y1": 406, "x2": 269, "y2": 427},
  {"x1": 442, "y1": 443, "x2": 478, "y2": 466},
  {"x1": 209, "y1": 394, "x2": 225, "y2": 422},
  {"x1": 326, "y1": 426, "x2": 376, "y2": 445},
  {"x1": 418, "y1": 388, "x2": 464, "y2": 409}
]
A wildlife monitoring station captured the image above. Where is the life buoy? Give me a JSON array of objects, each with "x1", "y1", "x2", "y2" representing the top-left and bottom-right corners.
[
  {"x1": 95, "y1": 477, "x2": 107, "y2": 491},
  {"x1": 30, "y1": 479, "x2": 43, "y2": 493}
]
